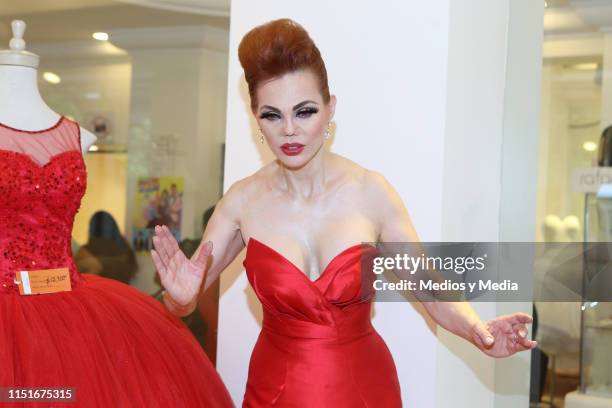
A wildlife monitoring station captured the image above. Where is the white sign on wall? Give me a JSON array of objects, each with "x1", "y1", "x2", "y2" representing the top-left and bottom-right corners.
[{"x1": 571, "y1": 168, "x2": 612, "y2": 193}]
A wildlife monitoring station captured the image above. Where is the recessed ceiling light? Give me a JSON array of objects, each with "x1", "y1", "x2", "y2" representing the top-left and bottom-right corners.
[
  {"x1": 544, "y1": 0, "x2": 548, "y2": 7},
  {"x1": 92, "y1": 32, "x2": 109, "y2": 41},
  {"x1": 43, "y1": 72, "x2": 61, "y2": 84},
  {"x1": 583, "y1": 141, "x2": 597, "y2": 152}
]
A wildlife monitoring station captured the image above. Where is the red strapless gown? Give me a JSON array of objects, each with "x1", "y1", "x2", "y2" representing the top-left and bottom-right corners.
[
  {"x1": 242, "y1": 238, "x2": 402, "y2": 407},
  {"x1": 0, "y1": 117, "x2": 233, "y2": 407}
]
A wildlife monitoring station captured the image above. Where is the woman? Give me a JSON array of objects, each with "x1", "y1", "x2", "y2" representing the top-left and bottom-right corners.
[
  {"x1": 152, "y1": 18, "x2": 537, "y2": 407},
  {"x1": 75, "y1": 211, "x2": 137, "y2": 283}
]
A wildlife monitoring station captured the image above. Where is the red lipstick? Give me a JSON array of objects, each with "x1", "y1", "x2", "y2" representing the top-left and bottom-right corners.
[{"x1": 280, "y1": 143, "x2": 305, "y2": 156}]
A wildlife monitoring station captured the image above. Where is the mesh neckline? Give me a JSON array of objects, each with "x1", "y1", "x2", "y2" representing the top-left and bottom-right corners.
[{"x1": 0, "y1": 116, "x2": 65, "y2": 134}]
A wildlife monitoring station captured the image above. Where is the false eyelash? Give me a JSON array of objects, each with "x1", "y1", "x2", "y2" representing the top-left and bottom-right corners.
[
  {"x1": 259, "y1": 112, "x2": 280, "y2": 120},
  {"x1": 296, "y1": 108, "x2": 319, "y2": 117}
]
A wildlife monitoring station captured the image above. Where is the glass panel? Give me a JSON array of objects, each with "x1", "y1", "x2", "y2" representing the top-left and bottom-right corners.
[
  {"x1": 22, "y1": 3, "x2": 230, "y2": 362},
  {"x1": 581, "y1": 195, "x2": 612, "y2": 397},
  {"x1": 533, "y1": 52, "x2": 603, "y2": 408}
]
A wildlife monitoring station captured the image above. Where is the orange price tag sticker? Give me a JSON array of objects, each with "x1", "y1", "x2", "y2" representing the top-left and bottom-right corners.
[{"x1": 15, "y1": 268, "x2": 72, "y2": 295}]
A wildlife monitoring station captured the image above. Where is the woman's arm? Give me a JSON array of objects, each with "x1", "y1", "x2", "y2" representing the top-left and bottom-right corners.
[
  {"x1": 365, "y1": 171, "x2": 536, "y2": 357},
  {"x1": 153, "y1": 180, "x2": 246, "y2": 317},
  {"x1": 199, "y1": 181, "x2": 247, "y2": 292}
]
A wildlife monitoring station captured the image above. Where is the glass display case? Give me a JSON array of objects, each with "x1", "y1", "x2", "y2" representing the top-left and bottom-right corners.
[{"x1": 578, "y1": 193, "x2": 612, "y2": 399}]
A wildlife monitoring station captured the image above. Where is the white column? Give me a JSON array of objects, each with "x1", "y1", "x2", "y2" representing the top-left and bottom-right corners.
[{"x1": 438, "y1": 1, "x2": 543, "y2": 407}]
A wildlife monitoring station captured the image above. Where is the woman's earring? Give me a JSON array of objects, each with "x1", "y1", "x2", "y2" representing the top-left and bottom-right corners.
[
  {"x1": 325, "y1": 123, "x2": 331, "y2": 140},
  {"x1": 258, "y1": 129, "x2": 264, "y2": 144}
]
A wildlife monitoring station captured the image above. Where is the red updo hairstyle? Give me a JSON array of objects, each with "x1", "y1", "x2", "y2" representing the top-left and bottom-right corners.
[{"x1": 238, "y1": 18, "x2": 331, "y2": 111}]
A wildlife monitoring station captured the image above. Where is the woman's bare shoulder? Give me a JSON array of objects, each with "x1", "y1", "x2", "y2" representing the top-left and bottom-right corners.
[
  {"x1": 220, "y1": 162, "x2": 276, "y2": 206},
  {"x1": 330, "y1": 153, "x2": 388, "y2": 192},
  {"x1": 327, "y1": 153, "x2": 366, "y2": 183}
]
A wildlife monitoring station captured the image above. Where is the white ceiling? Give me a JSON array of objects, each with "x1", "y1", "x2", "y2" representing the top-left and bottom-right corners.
[
  {"x1": 544, "y1": 7, "x2": 597, "y2": 36},
  {"x1": 0, "y1": 0, "x2": 229, "y2": 45},
  {"x1": 0, "y1": 0, "x2": 115, "y2": 16},
  {"x1": 0, "y1": 0, "x2": 229, "y2": 16},
  {"x1": 545, "y1": 0, "x2": 612, "y2": 36},
  {"x1": 3, "y1": 1, "x2": 612, "y2": 50},
  {"x1": 116, "y1": 0, "x2": 230, "y2": 17}
]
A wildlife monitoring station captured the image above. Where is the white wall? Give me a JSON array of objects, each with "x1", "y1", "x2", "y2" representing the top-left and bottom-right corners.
[
  {"x1": 438, "y1": 1, "x2": 543, "y2": 407},
  {"x1": 436, "y1": 1, "x2": 509, "y2": 405},
  {"x1": 219, "y1": 1, "x2": 543, "y2": 406},
  {"x1": 219, "y1": 1, "x2": 449, "y2": 406}
]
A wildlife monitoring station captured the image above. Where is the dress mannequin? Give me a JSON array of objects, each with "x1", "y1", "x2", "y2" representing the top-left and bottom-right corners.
[
  {"x1": 0, "y1": 20, "x2": 96, "y2": 152},
  {"x1": 0, "y1": 20, "x2": 234, "y2": 407}
]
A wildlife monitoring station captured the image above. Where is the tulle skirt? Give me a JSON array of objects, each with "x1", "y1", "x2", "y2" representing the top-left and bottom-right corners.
[{"x1": 0, "y1": 274, "x2": 234, "y2": 407}]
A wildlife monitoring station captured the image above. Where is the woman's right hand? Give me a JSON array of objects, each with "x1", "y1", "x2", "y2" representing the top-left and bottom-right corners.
[{"x1": 151, "y1": 225, "x2": 212, "y2": 307}]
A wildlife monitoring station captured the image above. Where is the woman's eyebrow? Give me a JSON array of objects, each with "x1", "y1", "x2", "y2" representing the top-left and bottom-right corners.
[
  {"x1": 259, "y1": 105, "x2": 280, "y2": 113},
  {"x1": 293, "y1": 100, "x2": 318, "y2": 110}
]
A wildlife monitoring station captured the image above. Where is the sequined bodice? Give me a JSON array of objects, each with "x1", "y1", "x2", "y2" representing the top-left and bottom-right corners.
[{"x1": 0, "y1": 118, "x2": 86, "y2": 293}]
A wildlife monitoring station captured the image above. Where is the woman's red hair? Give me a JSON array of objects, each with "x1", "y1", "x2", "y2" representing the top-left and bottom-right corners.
[{"x1": 238, "y1": 18, "x2": 330, "y2": 111}]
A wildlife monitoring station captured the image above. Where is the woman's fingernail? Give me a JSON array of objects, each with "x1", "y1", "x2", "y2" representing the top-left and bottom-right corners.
[{"x1": 519, "y1": 329, "x2": 527, "y2": 338}]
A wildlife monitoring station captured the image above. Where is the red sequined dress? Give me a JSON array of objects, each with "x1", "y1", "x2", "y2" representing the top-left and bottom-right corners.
[{"x1": 0, "y1": 117, "x2": 233, "y2": 407}]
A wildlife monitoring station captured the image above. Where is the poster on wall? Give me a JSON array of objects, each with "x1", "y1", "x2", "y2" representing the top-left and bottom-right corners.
[{"x1": 132, "y1": 176, "x2": 183, "y2": 252}]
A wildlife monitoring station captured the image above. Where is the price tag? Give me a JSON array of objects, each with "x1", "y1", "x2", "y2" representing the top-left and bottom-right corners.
[{"x1": 15, "y1": 268, "x2": 72, "y2": 295}]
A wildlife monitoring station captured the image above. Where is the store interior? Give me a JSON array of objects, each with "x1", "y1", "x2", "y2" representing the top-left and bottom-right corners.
[
  {"x1": 536, "y1": 1, "x2": 612, "y2": 407},
  {"x1": 1, "y1": 0, "x2": 612, "y2": 407}
]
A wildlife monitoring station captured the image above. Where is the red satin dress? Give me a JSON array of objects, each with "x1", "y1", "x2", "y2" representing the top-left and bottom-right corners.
[
  {"x1": 0, "y1": 117, "x2": 233, "y2": 407},
  {"x1": 243, "y1": 238, "x2": 402, "y2": 407}
]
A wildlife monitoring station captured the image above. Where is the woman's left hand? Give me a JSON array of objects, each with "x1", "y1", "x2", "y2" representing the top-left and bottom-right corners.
[{"x1": 471, "y1": 312, "x2": 538, "y2": 358}]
